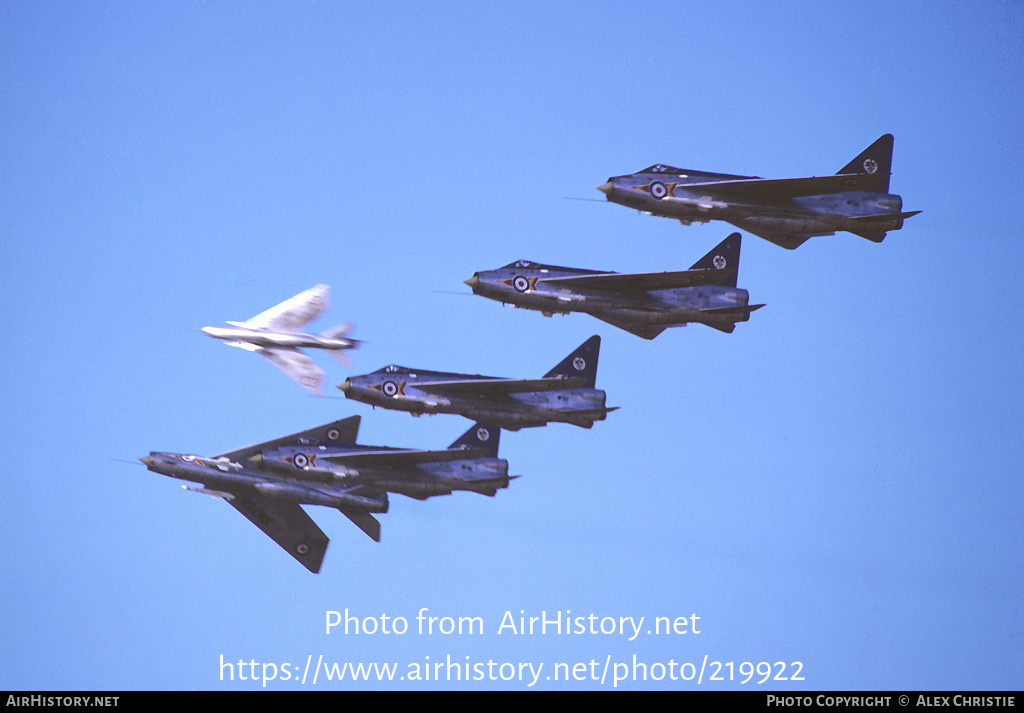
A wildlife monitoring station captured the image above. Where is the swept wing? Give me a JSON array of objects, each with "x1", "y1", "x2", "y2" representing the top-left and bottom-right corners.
[
  {"x1": 726, "y1": 223, "x2": 824, "y2": 250},
  {"x1": 213, "y1": 417, "x2": 375, "y2": 570},
  {"x1": 590, "y1": 313, "x2": 668, "y2": 340},
  {"x1": 412, "y1": 376, "x2": 590, "y2": 398},
  {"x1": 259, "y1": 347, "x2": 325, "y2": 396},
  {"x1": 677, "y1": 172, "x2": 887, "y2": 201},
  {"x1": 239, "y1": 284, "x2": 330, "y2": 332},
  {"x1": 216, "y1": 416, "x2": 361, "y2": 463},
  {"x1": 318, "y1": 447, "x2": 491, "y2": 467},
  {"x1": 227, "y1": 494, "x2": 330, "y2": 573},
  {"x1": 590, "y1": 303, "x2": 763, "y2": 340},
  {"x1": 539, "y1": 268, "x2": 733, "y2": 293}
]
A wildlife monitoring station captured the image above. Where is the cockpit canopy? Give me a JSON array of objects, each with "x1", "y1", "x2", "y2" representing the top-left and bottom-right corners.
[
  {"x1": 373, "y1": 364, "x2": 411, "y2": 375},
  {"x1": 637, "y1": 164, "x2": 686, "y2": 175},
  {"x1": 632, "y1": 165, "x2": 752, "y2": 179},
  {"x1": 499, "y1": 259, "x2": 605, "y2": 276}
]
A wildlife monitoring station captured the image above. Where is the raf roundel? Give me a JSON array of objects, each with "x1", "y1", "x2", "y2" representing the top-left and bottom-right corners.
[
  {"x1": 296, "y1": 543, "x2": 310, "y2": 555},
  {"x1": 382, "y1": 381, "x2": 399, "y2": 397},
  {"x1": 863, "y1": 158, "x2": 878, "y2": 174},
  {"x1": 476, "y1": 428, "x2": 490, "y2": 442},
  {"x1": 512, "y1": 276, "x2": 531, "y2": 292},
  {"x1": 293, "y1": 453, "x2": 309, "y2": 468},
  {"x1": 573, "y1": 357, "x2": 586, "y2": 371},
  {"x1": 649, "y1": 181, "x2": 668, "y2": 199},
  {"x1": 713, "y1": 254, "x2": 727, "y2": 269},
  {"x1": 326, "y1": 428, "x2": 340, "y2": 441}
]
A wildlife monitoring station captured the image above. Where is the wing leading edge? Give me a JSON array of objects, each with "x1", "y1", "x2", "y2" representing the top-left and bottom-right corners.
[
  {"x1": 676, "y1": 172, "x2": 887, "y2": 201},
  {"x1": 539, "y1": 268, "x2": 734, "y2": 293},
  {"x1": 242, "y1": 284, "x2": 330, "y2": 332},
  {"x1": 319, "y1": 447, "x2": 492, "y2": 467},
  {"x1": 412, "y1": 376, "x2": 590, "y2": 398},
  {"x1": 209, "y1": 417, "x2": 372, "y2": 571},
  {"x1": 216, "y1": 416, "x2": 362, "y2": 462}
]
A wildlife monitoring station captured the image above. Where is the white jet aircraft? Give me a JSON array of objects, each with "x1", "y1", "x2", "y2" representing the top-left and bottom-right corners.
[{"x1": 202, "y1": 284, "x2": 357, "y2": 396}]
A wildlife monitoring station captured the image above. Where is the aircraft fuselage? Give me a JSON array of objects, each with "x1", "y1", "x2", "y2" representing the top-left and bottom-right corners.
[
  {"x1": 202, "y1": 325, "x2": 355, "y2": 351},
  {"x1": 140, "y1": 452, "x2": 388, "y2": 511},
  {"x1": 339, "y1": 375, "x2": 607, "y2": 429},
  {"x1": 250, "y1": 445, "x2": 512, "y2": 499},
  {"x1": 467, "y1": 268, "x2": 754, "y2": 330},
  {"x1": 599, "y1": 179, "x2": 910, "y2": 240}
]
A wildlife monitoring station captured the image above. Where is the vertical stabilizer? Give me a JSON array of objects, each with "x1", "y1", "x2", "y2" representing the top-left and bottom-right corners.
[
  {"x1": 448, "y1": 422, "x2": 501, "y2": 457},
  {"x1": 688, "y1": 233, "x2": 742, "y2": 287},
  {"x1": 321, "y1": 323, "x2": 353, "y2": 340},
  {"x1": 837, "y1": 134, "x2": 894, "y2": 192},
  {"x1": 543, "y1": 336, "x2": 601, "y2": 387}
]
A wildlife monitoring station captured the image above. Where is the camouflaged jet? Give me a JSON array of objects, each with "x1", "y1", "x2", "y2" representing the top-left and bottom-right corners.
[
  {"x1": 140, "y1": 417, "x2": 383, "y2": 573},
  {"x1": 597, "y1": 134, "x2": 919, "y2": 250},
  {"x1": 338, "y1": 336, "x2": 614, "y2": 430},
  {"x1": 202, "y1": 284, "x2": 358, "y2": 396},
  {"x1": 465, "y1": 234, "x2": 763, "y2": 339},
  {"x1": 141, "y1": 416, "x2": 508, "y2": 573}
]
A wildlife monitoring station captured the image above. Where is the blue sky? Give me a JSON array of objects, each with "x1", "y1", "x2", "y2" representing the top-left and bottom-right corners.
[{"x1": 2, "y1": 1, "x2": 1021, "y2": 690}]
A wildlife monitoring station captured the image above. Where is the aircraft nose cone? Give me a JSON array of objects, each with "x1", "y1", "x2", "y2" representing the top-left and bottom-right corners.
[
  {"x1": 464, "y1": 275, "x2": 480, "y2": 290},
  {"x1": 597, "y1": 181, "x2": 614, "y2": 196},
  {"x1": 140, "y1": 456, "x2": 154, "y2": 467},
  {"x1": 337, "y1": 379, "x2": 351, "y2": 394}
]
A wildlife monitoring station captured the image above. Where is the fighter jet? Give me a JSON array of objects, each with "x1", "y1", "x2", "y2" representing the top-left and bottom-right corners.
[
  {"x1": 597, "y1": 134, "x2": 919, "y2": 249},
  {"x1": 464, "y1": 233, "x2": 763, "y2": 339},
  {"x1": 247, "y1": 418, "x2": 510, "y2": 502},
  {"x1": 202, "y1": 284, "x2": 357, "y2": 396},
  {"x1": 141, "y1": 416, "x2": 509, "y2": 572},
  {"x1": 337, "y1": 336, "x2": 615, "y2": 430}
]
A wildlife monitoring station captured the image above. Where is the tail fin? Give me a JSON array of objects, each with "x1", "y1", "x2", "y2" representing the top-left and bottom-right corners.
[
  {"x1": 448, "y1": 423, "x2": 501, "y2": 457},
  {"x1": 322, "y1": 323, "x2": 354, "y2": 340},
  {"x1": 688, "y1": 233, "x2": 742, "y2": 287},
  {"x1": 323, "y1": 324, "x2": 357, "y2": 366},
  {"x1": 837, "y1": 134, "x2": 894, "y2": 192},
  {"x1": 329, "y1": 351, "x2": 352, "y2": 367},
  {"x1": 543, "y1": 335, "x2": 601, "y2": 387}
]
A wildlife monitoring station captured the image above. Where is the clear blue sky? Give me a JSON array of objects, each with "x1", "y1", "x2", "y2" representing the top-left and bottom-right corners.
[{"x1": 2, "y1": 1, "x2": 1021, "y2": 691}]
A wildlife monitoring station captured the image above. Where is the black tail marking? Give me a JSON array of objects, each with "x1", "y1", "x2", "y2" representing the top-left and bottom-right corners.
[
  {"x1": 837, "y1": 134, "x2": 894, "y2": 192},
  {"x1": 447, "y1": 422, "x2": 501, "y2": 457},
  {"x1": 688, "y1": 233, "x2": 742, "y2": 287},
  {"x1": 543, "y1": 335, "x2": 601, "y2": 387}
]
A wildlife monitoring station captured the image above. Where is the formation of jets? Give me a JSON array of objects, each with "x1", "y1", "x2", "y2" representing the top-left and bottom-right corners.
[
  {"x1": 142, "y1": 134, "x2": 918, "y2": 571},
  {"x1": 142, "y1": 417, "x2": 507, "y2": 572}
]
